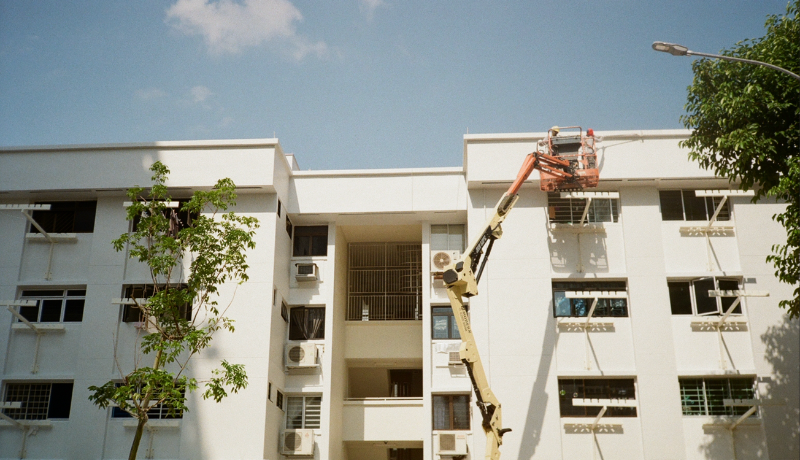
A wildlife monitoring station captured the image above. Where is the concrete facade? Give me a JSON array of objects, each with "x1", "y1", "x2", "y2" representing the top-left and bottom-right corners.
[{"x1": 0, "y1": 130, "x2": 797, "y2": 460}]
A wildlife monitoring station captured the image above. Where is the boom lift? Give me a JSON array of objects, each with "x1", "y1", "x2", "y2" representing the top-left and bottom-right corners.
[{"x1": 442, "y1": 126, "x2": 599, "y2": 459}]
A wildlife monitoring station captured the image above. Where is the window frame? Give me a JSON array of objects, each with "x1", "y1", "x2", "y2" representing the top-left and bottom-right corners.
[
  {"x1": 285, "y1": 395, "x2": 321, "y2": 429},
  {"x1": 292, "y1": 225, "x2": 328, "y2": 257},
  {"x1": 679, "y1": 377, "x2": 756, "y2": 417},
  {"x1": 667, "y1": 277, "x2": 743, "y2": 316},
  {"x1": 1, "y1": 381, "x2": 74, "y2": 420},
  {"x1": 29, "y1": 201, "x2": 97, "y2": 234},
  {"x1": 121, "y1": 284, "x2": 192, "y2": 323},
  {"x1": 276, "y1": 390, "x2": 284, "y2": 411},
  {"x1": 557, "y1": 378, "x2": 637, "y2": 418},
  {"x1": 432, "y1": 394, "x2": 471, "y2": 430},
  {"x1": 430, "y1": 224, "x2": 465, "y2": 252},
  {"x1": 17, "y1": 288, "x2": 86, "y2": 323},
  {"x1": 552, "y1": 280, "x2": 629, "y2": 318},
  {"x1": 547, "y1": 193, "x2": 619, "y2": 225},
  {"x1": 288, "y1": 306, "x2": 326, "y2": 341},
  {"x1": 431, "y1": 305, "x2": 463, "y2": 340},
  {"x1": 659, "y1": 190, "x2": 731, "y2": 222}
]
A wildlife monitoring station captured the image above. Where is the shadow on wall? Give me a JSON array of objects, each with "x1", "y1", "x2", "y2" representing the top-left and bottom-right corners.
[
  {"x1": 517, "y1": 306, "x2": 557, "y2": 459},
  {"x1": 697, "y1": 316, "x2": 799, "y2": 459},
  {"x1": 548, "y1": 231, "x2": 609, "y2": 274}
]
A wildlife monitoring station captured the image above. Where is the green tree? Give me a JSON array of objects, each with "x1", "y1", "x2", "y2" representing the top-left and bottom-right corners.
[
  {"x1": 89, "y1": 161, "x2": 259, "y2": 459},
  {"x1": 680, "y1": 1, "x2": 799, "y2": 318}
]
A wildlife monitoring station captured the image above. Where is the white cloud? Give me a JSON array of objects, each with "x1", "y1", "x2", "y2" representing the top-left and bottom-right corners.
[
  {"x1": 359, "y1": 0, "x2": 385, "y2": 20},
  {"x1": 135, "y1": 88, "x2": 168, "y2": 100},
  {"x1": 165, "y1": 0, "x2": 327, "y2": 59},
  {"x1": 191, "y1": 85, "x2": 213, "y2": 102}
]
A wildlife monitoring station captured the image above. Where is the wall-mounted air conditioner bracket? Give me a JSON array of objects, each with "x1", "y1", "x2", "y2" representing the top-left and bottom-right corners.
[{"x1": 690, "y1": 290, "x2": 768, "y2": 370}]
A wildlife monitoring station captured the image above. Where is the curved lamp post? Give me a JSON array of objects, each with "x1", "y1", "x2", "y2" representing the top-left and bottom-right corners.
[{"x1": 652, "y1": 41, "x2": 800, "y2": 82}]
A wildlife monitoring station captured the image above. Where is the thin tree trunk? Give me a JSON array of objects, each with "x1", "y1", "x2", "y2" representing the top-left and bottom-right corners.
[{"x1": 129, "y1": 417, "x2": 146, "y2": 460}]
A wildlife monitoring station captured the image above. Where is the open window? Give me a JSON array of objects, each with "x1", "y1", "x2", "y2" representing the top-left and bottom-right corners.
[
  {"x1": 668, "y1": 278, "x2": 742, "y2": 316},
  {"x1": 293, "y1": 226, "x2": 328, "y2": 257},
  {"x1": 289, "y1": 306, "x2": 325, "y2": 340},
  {"x1": 121, "y1": 285, "x2": 192, "y2": 323},
  {"x1": 659, "y1": 191, "x2": 730, "y2": 222},
  {"x1": 29, "y1": 201, "x2": 96, "y2": 234},
  {"x1": 679, "y1": 377, "x2": 756, "y2": 416}
]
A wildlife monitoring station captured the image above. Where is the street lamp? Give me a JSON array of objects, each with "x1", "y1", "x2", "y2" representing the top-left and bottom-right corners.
[{"x1": 652, "y1": 41, "x2": 800, "y2": 82}]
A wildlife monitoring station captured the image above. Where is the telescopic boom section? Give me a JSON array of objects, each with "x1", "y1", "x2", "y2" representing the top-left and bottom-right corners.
[{"x1": 442, "y1": 127, "x2": 598, "y2": 459}]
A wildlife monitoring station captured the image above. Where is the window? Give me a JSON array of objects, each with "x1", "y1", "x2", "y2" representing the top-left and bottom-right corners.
[
  {"x1": 131, "y1": 199, "x2": 198, "y2": 233},
  {"x1": 268, "y1": 382, "x2": 273, "y2": 402},
  {"x1": 2, "y1": 382, "x2": 73, "y2": 420},
  {"x1": 431, "y1": 224, "x2": 465, "y2": 251},
  {"x1": 277, "y1": 199, "x2": 282, "y2": 217},
  {"x1": 285, "y1": 395, "x2": 321, "y2": 429},
  {"x1": 668, "y1": 278, "x2": 742, "y2": 316},
  {"x1": 679, "y1": 377, "x2": 755, "y2": 416},
  {"x1": 432, "y1": 306, "x2": 461, "y2": 340},
  {"x1": 390, "y1": 369, "x2": 423, "y2": 397},
  {"x1": 281, "y1": 301, "x2": 289, "y2": 323},
  {"x1": 552, "y1": 281, "x2": 628, "y2": 317},
  {"x1": 659, "y1": 190, "x2": 730, "y2": 221},
  {"x1": 293, "y1": 226, "x2": 328, "y2": 257},
  {"x1": 286, "y1": 217, "x2": 293, "y2": 237},
  {"x1": 121, "y1": 285, "x2": 192, "y2": 323},
  {"x1": 276, "y1": 391, "x2": 284, "y2": 411},
  {"x1": 558, "y1": 378, "x2": 637, "y2": 417},
  {"x1": 29, "y1": 201, "x2": 96, "y2": 233},
  {"x1": 289, "y1": 307, "x2": 325, "y2": 340},
  {"x1": 389, "y1": 449, "x2": 423, "y2": 460},
  {"x1": 433, "y1": 394, "x2": 470, "y2": 430},
  {"x1": 548, "y1": 193, "x2": 619, "y2": 224},
  {"x1": 17, "y1": 289, "x2": 85, "y2": 323}
]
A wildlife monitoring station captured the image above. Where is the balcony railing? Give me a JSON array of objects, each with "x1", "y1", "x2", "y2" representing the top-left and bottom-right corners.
[{"x1": 347, "y1": 243, "x2": 421, "y2": 321}]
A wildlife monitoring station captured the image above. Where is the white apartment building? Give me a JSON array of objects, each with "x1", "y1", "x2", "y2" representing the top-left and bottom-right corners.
[{"x1": 0, "y1": 130, "x2": 797, "y2": 460}]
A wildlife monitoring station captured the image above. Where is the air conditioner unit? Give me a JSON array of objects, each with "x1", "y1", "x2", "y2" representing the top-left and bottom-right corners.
[
  {"x1": 436, "y1": 431, "x2": 468, "y2": 456},
  {"x1": 448, "y1": 351, "x2": 463, "y2": 366},
  {"x1": 294, "y1": 263, "x2": 318, "y2": 281},
  {"x1": 281, "y1": 429, "x2": 314, "y2": 456},
  {"x1": 431, "y1": 250, "x2": 460, "y2": 272},
  {"x1": 285, "y1": 343, "x2": 318, "y2": 368}
]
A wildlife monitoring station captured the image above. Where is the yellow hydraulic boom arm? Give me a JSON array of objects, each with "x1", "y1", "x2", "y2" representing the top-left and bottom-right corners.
[{"x1": 442, "y1": 128, "x2": 597, "y2": 459}]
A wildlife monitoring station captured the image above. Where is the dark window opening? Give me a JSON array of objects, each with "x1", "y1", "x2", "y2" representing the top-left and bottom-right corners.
[
  {"x1": 276, "y1": 391, "x2": 284, "y2": 411},
  {"x1": 389, "y1": 448, "x2": 423, "y2": 460},
  {"x1": 131, "y1": 200, "x2": 198, "y2": 233},
  {"x1": 30, "y1": 201, "x2": 96, "y2": 233},
  {"x1": 433, "y1": 394, "x2": 470, "y2": 430},
  {"x1": 558, "y1": 378, "x2": 637, "y2": 417},
  {"x1": 289, "y1": 307, "x2": 325, "y2": 340},
  {"x1": 281, "y1": 301, "x2": 289, "y2": 323},
  {"x1": 659, "y1": 191, "x2": 730, "y2": 222},
  {"x1": 389, "y1": 369, "x2": 423, "y2": 397},
  {"x1": 277, "y1": 199, "x2": 282, "y2": 217},
  {"x1": 111, "y1": 386, "x2": 185, "y2": 419},
  {"x1": 286, "y1": 217, "x2": 293, "y2": 237},
  {"x1": 667, "y1": 278, "x2": 742, "y2": 316},
  {"x1": 293, "y1": 226, "x2": 328, "y2": 257},
  {"x1": 552, "y1": 281, "x2": 628, "y2": 317}
]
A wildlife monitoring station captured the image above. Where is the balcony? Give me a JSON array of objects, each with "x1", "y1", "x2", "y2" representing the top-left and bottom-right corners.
[
  {"x1": 347, "y1": 243, "x2": 422, "y2": 321},
  {"x1": 341, "y1": 398, "x2": 425, "y2": 442}
]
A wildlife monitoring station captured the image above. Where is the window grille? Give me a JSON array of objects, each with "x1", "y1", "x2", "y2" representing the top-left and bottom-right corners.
[
  {"x1": 548, "y1": 193, "x2": 619, "y2": 224},
  {"x1": 679, "y1": 377, "x2": 755, "y2": 416},
  {"x1": 2, "y1": 382, "x2": 73, "y2": 420},
  {"x1": 558, "y1": 378, "x2": 637, "y2": 417},
  {"x1": 347, "y1": 243, "x2": 422, "y2": 321},
  {"x1": 286, "y1": 396, "x2": 321, "y2": 429}
]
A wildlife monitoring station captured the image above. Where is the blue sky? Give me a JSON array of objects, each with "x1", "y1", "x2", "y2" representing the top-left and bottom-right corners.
[{"x1": 0, "y1": 0, "x2": 789, "y2": 170}]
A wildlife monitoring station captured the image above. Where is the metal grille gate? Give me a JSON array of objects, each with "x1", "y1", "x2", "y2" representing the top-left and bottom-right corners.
[{"x1": 347, "y1": 243, "x2": 422, "y2": 321}]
